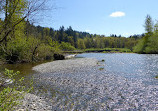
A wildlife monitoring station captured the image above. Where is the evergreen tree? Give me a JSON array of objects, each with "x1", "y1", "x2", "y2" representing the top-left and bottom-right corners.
[{"x1": 144, "y1": 15, "x2": 153, "y2": 34}]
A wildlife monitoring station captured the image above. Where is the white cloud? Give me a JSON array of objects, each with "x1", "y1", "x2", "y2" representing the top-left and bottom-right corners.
[{"x1": 110, "y1": 11, "x2": 125, "y2": 17}]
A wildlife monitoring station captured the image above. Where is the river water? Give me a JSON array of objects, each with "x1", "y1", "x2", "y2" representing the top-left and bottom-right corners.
[
  {"x1": 0, "y1": 53, "x2": 158, "y2": 110},
  {"x1": 77, "y1": 53, "x2": 158, "y2": 82}
]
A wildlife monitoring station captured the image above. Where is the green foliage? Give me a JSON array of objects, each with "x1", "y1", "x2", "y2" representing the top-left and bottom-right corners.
[
  {"x1": 85, "y1": 48, "x2": 132, "y2": 53},
  {"x1": 133, "y1": 39, "x2": 145, "y2": 53},
  {"x1": 144, "y1": 15, "x2": 153, "y2": 34},
  {"x1": 0, "y1": 0, "x2": 139, "y2": 63},
  {"x1": 60, "y1": 42, "x2": 76, "y2": 51},
  {"x1": 134, "y1": 15, "x2": 158, "y2": 54},
  {"x1": 37, "y1": 44, "x2": 54, "y2": 60},
  {"x1": 77, "y1": 39, "x2": 86, "y2": 49},
  {"x1": 134, "y1": 33, "x2": 158, "y2": 54},
  {"x1": 145, "y1": 34, "x2": 158, "y2": 53},
  {"x1": 5, "y1": 35, "x2": 27, "y2": 62},
  {"x1": 0, "y1": 69, "x2": 33, "y2": 111},
  {"x1": 26, "y1": 36, "x2": 61, "y2": 62},
  {"x1": 0, "y1": 0, "x2": 61, "y2": 63},
  {"x1": 35, "y1": 25, "x2": 137, "y2": 50},
  {"x1": 0, "y1": 0, "x2": 27, "y2": 40}
]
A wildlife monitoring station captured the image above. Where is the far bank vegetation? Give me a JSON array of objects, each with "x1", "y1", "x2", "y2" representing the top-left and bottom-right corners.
[{"x1": 0, "y1": 0, "x2": 149, "y2": 64}]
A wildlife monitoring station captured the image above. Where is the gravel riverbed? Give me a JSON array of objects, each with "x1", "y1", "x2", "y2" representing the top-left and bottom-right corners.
[
  {"x1": 19, "y1": 58, "x2": 158, "y2": 111},
  {"x1": 33, "y1": 58, "x2": 98, "y2": 73}
]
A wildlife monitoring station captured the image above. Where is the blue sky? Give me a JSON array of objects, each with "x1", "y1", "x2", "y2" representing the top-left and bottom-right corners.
[{"x1": 40, "y1": 0, "x2": 158, "y2": 37}]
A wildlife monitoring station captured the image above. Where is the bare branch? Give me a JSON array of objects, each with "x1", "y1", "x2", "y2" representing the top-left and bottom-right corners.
[
  {"x1": 0, "y1": 0, "x2": 48, "y2": 43},
  {"x1": 0, "y1": 16, "x2": 27, "y2": 43}
]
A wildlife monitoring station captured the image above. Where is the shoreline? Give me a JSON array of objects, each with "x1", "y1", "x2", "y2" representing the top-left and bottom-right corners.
[
  {"x1": 16, "y1": 56, "x2": 158, "y2": 110},
  {"x1": 17, "y1": 58, "x2": 98, "y2": 110},
  {"x1": 33, "y1": 58, "x2": 98, "y2": 73}
]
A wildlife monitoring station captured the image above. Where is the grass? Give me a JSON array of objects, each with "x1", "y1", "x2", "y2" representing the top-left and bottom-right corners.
[
  {"x1": 84, "y1": 48, "x2": 132, "y2": 53},
  {"x1": 62, "y1": 50, "x2": 84, "y2": 54},
  {"x1": 155, "y1": 75, "x2": 158, "y2": 79}
]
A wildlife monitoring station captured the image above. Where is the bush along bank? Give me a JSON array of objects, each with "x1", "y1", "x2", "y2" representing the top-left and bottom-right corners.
[{"x1": 84, "y1": 48, "x2": 132, "y2": 53}]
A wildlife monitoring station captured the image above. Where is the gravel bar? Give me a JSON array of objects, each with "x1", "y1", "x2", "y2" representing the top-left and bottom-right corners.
[
  {"x1": 18, "y1": 57, "x2": 158, "y2": 111},
  {"x1": 17, "y1": 93, "x2": 52, "y2": 111},
  {"x1": 33, "y1": 58, "x2": 98, "y2": 73}
]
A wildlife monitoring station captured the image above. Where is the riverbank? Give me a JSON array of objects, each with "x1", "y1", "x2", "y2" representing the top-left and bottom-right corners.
[
  {"x1": 84, "y1": 48, "x2": 132, "y2": 53},
  {"x1": 6, "y1": 53, "x2": 156, "y2": 110},
  {"x1": 33, "y1": 58, "x2": 98, "y2": 73},
  {"x1": 16, "y1": 58, "x2": 98, "y2": 110},
  {"x1": 25, "y1": 55, "x2": 157, "y2": 111},
  {"x1": 63, "y1": 48, "x2": 133, "y2": 54}
]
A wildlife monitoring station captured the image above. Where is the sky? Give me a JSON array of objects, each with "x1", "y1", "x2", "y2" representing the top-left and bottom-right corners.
[{"x1": 39, "y1": 0, "x2": 158, "y2": 37}]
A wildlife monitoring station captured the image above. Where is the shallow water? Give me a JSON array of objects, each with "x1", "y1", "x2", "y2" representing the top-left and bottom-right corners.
[
  {"x1": 77, "y1": 53, "x2": 158, "y2": 79},
  {"x1": 1, "y1": 53, "x2": 158, "y2": 110},
  {"x1": 33, "y1": 53, "x2": 158, "y2": 110},
  {"x1": 0, "y1": 60, "x2": 53, "y2": 78}
]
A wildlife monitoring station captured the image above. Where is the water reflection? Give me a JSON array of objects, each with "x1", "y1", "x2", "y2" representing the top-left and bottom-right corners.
[
  {"x1": 0, "y1": 60, "x2": 52, "y2": 76},
  {"x1": 77, "y1": 53, "x2": 158, "y2": 79}
]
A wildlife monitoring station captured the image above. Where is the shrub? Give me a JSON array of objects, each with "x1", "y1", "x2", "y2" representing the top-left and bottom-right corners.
[
  {"x1": 0, "y1": 69, "x2": 33, "y2": 111},
  {"x1": 145, "y1": 35, "x2": 158, "y2": 53},
  {"x1": 60, "y1": 42, "x2": 76, "y2": 51},
  {"x1": 133, "y1": 39, "x2": 145, "y2": 53}
]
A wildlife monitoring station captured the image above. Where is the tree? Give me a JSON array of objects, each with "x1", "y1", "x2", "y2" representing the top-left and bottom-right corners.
[
  {"x1": 144, "y1": 21, "x2": 158, "y2": 54},
  {"x1": 154, "y1": 21, "x2": 158, "y2": 33},
  {"x1": 67, "y1": 36, "x2": 75, "y2": 46},
  {"x1": 58, "y1": 26, "x2": 67, "y2": 43},
  {"x1": 77, "y1": 39, "x2": 86, "y2": 49},
  {"x1": 65, "y1": 26, "x2": 73, "y2": 36},
  {"x1": 60, "y1": 42, "x2": 75, "y2": 51},
  {"x1": 134, "y1": 15, "x2": 154, "y2": 53},
  {"x1": 144, "y1": 15, "x2": 153, "y2": 35},
  {"x1": 49, "y1": 27, "x2": 55, "y2": 40},
  {"x1": 0, "y1": 0, "x2": 47, "y2": 43},
  {"x1": 0, "y1": 0, "x2": 53, "y2": 63},
  {"x1": 143, "y1": 15, "x2": 154, "y2": 51},
  {"x1": 0, "y1": 0, "x2": 27, "y2": 63}
]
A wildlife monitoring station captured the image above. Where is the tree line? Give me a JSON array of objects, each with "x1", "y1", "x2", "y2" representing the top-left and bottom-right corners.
[
  {"x1": 29, "y1": 24, "x2": 138, "y2": 50},
  {"x1": 0, "y1": 0, "x2": 60, "y2": 63},
  {"x1": 134, "y1": 15, "x2": 158, "y2": 53},
  {"x1": 1, "y1": 0, "x2": 150, "y2": 64}
]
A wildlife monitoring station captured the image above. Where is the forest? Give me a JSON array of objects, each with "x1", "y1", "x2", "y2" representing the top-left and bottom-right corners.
[
  {"x1": 0, "y1": 0, "x2": 158, "y2": 110},
  {"x1": 0, "y1": 0, "x2": 157, "y2": 64},
  {"x1": 133, "y1": 15, "x2": 158, "y2": 54}
]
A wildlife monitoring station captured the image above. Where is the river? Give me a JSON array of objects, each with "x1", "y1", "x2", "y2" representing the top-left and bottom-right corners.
[
  {"x1": 77, "y1": 53, "x2": 158, "y2": 82},
  {"x1": 0, "y1": 53, "x2": 158, "y2": 110}
]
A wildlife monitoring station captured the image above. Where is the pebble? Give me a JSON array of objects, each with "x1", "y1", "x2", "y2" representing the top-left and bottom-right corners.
[{"x1": 17, "y1": 58, "x2": 158, "y2": 111}]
